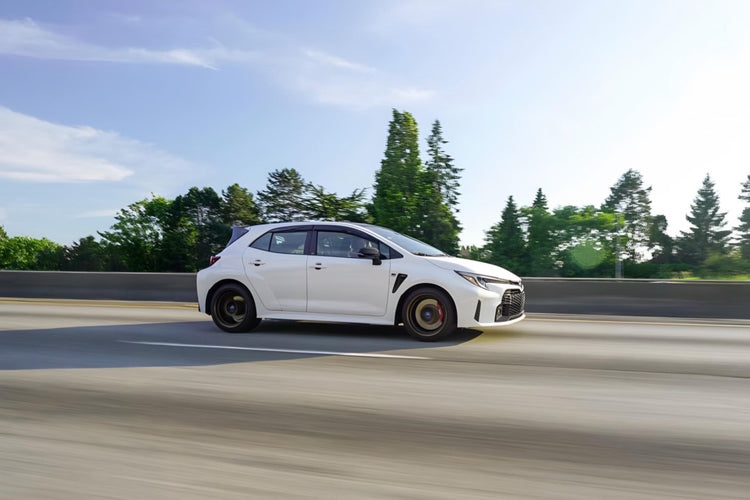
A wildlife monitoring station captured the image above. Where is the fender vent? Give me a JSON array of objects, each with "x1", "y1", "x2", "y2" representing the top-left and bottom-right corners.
[{"x1": 392, "y1": 273, "x2": 408, "y2": 293}]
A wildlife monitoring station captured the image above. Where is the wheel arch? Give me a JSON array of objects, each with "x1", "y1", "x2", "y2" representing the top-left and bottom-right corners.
[{"x1": 393, "y1": 283, "x2": 457, "y2": 326}]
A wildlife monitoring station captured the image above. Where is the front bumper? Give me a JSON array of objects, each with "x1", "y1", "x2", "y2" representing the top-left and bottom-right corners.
[{"x1": 455, "y1": 285, "x2": 526, "y2": 328}]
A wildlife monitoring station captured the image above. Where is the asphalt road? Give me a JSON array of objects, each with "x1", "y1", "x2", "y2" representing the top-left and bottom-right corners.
[{"x1": 1, "y1": 298, "x2": 749, "y2": 499}]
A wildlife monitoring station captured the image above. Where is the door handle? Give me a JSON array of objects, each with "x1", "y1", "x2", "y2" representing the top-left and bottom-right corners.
[
  {"x1": 312, "y1": 263, "x2": 326, "y2": 270},
  {"x1": 252, "y1": 260, "x2": 266, "y2": 266}
]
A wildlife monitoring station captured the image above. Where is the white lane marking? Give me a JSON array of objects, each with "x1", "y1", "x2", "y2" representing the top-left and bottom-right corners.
[{"x1": 118, "y1": 341, "x2": 431, "y2": 360}]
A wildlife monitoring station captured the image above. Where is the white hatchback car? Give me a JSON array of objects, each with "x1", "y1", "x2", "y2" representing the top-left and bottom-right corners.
[{"x1": 196, "y1": 222, "x2": 525, "y2": 341}]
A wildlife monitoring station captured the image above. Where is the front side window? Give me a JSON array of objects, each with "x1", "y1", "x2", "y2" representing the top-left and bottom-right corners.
[{"x1": 316, "y1": 231, "x2": 390, "y2": 259}]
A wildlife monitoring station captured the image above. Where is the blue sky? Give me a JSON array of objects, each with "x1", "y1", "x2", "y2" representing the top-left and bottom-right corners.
[{"x1": 1, "y1": 0, "x2": 750, "y2": 248}]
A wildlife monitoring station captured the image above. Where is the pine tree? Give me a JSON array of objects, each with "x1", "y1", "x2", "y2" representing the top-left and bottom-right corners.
[
  {"x1": 485, "y1": 196, "x2": 526, "y2": 273},
  {"x1": 736, "y1": 174, "x2": 750, "y2": 259},
  {"x1": 425, "y1": 120, "x2": 462, "y2": 210},
  {"x1": 524, "y1": 188, "x2": 556, "y2": 275},
  {"x1": 678, "y1": 174, "x2": 732, "y2": 264},
  {"x1": 602, "y1": 169, "x2": 653, "y2": 261},
  {"x1": 369, "y1": 109, "x2": 423, "y2": 236},
  {"x1": 421, "y1": 120, "x2": 462, "y2": 254},
  {"x1": 648, "y1": 214, "x2": 674, "y2": 264},
  {"x1": 303, "y1": 185, "x2": 368, "y2": 222},
  {"x1": 221, "y1": 183, "x2": 262, "y2": 226},
  {"x1": 257, "y1": 168, "x2": 310, "y2": 222},
  {"x1": 64, "y1": 236, "x2": 106, "y2": 271}
]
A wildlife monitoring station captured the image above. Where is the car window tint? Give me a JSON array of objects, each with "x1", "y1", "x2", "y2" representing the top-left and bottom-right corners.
[
  {"x1": 317, "y1": 231, "x2": 384, "y2": 259},
  {"x1": 269, "y1": 231, "x2": 307, "y2": 254},
  {"x1": 250, "y1": 232, "x2": 272, "y2": 251}
]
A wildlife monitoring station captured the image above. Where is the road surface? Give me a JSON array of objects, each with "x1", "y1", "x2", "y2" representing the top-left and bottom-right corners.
[{"x1": 1, "y1": 298, "x2": 749, "y2": 499}]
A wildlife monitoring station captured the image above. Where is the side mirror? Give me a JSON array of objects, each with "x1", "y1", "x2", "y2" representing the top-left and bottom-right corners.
[{"x1": 357, "y1": 247, "x2": 382, "y2": 266}]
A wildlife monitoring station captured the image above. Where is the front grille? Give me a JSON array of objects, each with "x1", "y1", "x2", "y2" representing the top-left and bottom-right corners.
[{"x1": 495, "y1": 289, "x2": 525, "y2": 322}]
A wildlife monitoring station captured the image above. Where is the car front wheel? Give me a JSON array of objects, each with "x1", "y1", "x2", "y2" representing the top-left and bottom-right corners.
[
  {"x1": 402, "y1": 287, "x2": 456, "y2": 341},
  {"x1": 210, "y1": 284, "x2": 261, "y2": 333}
]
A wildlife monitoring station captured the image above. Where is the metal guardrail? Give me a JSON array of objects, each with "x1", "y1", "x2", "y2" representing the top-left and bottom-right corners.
[{"x1": 1, "y1": 271, "x2": 749, "y2": 319}]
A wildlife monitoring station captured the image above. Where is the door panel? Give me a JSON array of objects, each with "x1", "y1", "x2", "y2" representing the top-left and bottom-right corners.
[
  {"x1": 307, "y1": 257, "x2": 391, "y2": 316},
  {"x1": 243, "y1": 241, "x2": 307, "y2": 312}
]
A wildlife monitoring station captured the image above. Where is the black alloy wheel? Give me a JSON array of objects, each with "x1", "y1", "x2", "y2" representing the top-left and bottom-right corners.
[{"x1": 210, "y1": 284, "x2": 261, "y2": 333}]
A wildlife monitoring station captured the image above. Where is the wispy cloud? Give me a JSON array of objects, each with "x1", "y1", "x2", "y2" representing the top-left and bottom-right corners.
[
  {"x1": 0, "y1": 18, "x2": 256, "y2": 69},
  {"x1": 0, "y1": 16, "x2": 434, "y2": 109},
  {"x1": 303, "y1": 48, "x2": 375, "y2": 73},
  {"x1": 76, "y1": 209, "x2": 120, "y2": 218},
  {"x1": 293, "y1": 76, "x2": 435, "y2": 109},
  {"x1": 290, "y1": 47, "x2": 435, "y2": 107},
  {"x1": 0, "y1": 106, "x2": 191, "y2": 184}
]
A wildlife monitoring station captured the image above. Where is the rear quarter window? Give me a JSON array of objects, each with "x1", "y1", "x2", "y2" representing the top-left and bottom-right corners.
[{"x1": 250, "y1": 232, "x2": 272, "y2": 251}]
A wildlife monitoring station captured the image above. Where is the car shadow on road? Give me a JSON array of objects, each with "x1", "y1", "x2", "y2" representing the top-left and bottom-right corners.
[{"x1": 0, "y1": 319, "x2": 482, "y2": 371}]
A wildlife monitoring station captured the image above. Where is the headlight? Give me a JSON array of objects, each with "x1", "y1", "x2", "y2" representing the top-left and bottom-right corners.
[{"x1": 455, "y1": 271, "x2": 521, "y2": 290}]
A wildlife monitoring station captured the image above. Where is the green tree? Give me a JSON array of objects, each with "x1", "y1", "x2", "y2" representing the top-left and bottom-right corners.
[
  {"x1": 257, "y1": 168, "x2": 310, "y2": 222},
  {"x1": 221, "y1": 183, "x2": 262, "y2": 226},
  {"x1": 678, "y1": 174, "x2": 731, "y2": 265},
  {"x1": 736, "y1": 174, "x2": 750, "y2": 259},
  {"x1": 484, "y1": 196, "x2": 526, "y2": 273},
  {"x1": 0, "y1": 236, "x2": 64, "y2": 270},
  {"x1": 552, "y1": 205, "x2": 617, "y2": 277},
  {"x1": 460, "y1": 245, "x2": 486, "y2": 261},
  {"x1": 523, "y1": 188, "x2": 557, "y2": 276},
  {"x1": 425, "y1": 120, "x2": 462, "y2": 210},
  {"x1": 164, "y1": 187, "x2": 229, "y2": 272},
  {"x1": 99, "y1": 196, "x2": 171, "y2": 271},
  {"x1": 0, "y1": 226, "x2": 7, "y2": 241},
  {"x1": 648, "y1": 214, "x2": 674, "y2": 264},
  {"x1": 602, "y1": 169, "x2": 653, "y2": 262},
  {"x1": 64, "y1": 235, "x2": 106, "y2": 271},
  {"x1": 369, "y1": 109, "x2": 423, "y2": 236},
  {"x1": 303, "y1": 184, "x2": 368, "y2": 222},
  {"x1": 421, "y1": 120, "x2": 462, "y2": 254}
]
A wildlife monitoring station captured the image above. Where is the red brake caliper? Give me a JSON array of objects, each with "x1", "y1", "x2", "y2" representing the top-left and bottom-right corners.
[{"x1": 437, "y1": 302, "x2": 444, "y2": 323}]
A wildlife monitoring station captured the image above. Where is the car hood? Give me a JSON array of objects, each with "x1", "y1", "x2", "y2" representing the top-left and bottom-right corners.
[{"x1": 425, "y1": 256, "x2": 522, "y2": 282}]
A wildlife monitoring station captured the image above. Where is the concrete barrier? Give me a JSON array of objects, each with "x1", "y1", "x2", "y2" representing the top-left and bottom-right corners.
[
  {"x1": 1, "y1": 271, "x2": 749, "y2": 319},
  {"x1": 0, "y1": 270, "x2": 197, "y2": 303},
  {"x1": 522, "y1": 278, "x2": 750, "y2": 319}
]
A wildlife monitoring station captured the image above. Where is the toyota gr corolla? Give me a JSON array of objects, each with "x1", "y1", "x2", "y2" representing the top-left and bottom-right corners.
[{"x1": 197, "y1": 222, "x2": 525, "y2": 341}]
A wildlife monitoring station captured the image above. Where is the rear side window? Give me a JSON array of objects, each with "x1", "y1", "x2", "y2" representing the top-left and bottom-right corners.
[
  {"x1": 250, "y1": 232, "x2": 272, "y2": 251},
  {"x1": 269, "y1": 231, "x2": 307, "y2": 254}
]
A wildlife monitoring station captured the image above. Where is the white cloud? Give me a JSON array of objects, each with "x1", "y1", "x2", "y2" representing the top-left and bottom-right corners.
[
  {"x1": 303, "y1": 48, "x2": 375, "y2": 73},
  {"x1": 0, "y1": 18, "x2": 257, "y2": 69},
  {"x1": 0, "y1": 16, "x2": 433, "y2": 109},
  {"x1": 0, "y1": 106, "x2": 191, "y2": 184},
  {"x1": 294, "y1": 77, "x2": 435, "y2": 109},
  {"x1": 76, "y1": 209, "x2": 119, "y2": 218}
]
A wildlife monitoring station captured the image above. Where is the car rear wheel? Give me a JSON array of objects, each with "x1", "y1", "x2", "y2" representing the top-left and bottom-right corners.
[
  {"x1": 210, "y1": 284, "x2": 261, "y2": 333},
  {"x1": 402, "y1": 287, "x2": 456, "y2": 341}
]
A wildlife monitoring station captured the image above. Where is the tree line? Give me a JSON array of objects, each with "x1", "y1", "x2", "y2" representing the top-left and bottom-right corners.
[{"x1": 2, "y1": 109, "x2": 750, "y2": 278}]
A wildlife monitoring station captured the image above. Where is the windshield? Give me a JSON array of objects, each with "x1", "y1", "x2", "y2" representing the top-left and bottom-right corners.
[{"x1": 357, "y1": 224, "x2": 447, "y2": 257}]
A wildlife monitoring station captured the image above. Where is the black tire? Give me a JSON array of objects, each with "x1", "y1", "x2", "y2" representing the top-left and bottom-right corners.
[
  {"x1": 210, "y1": 284, "x2": 261, "y2": 333},
  {"x1": 402, "y1": 287, "x2": 456, "y2": 341}
]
